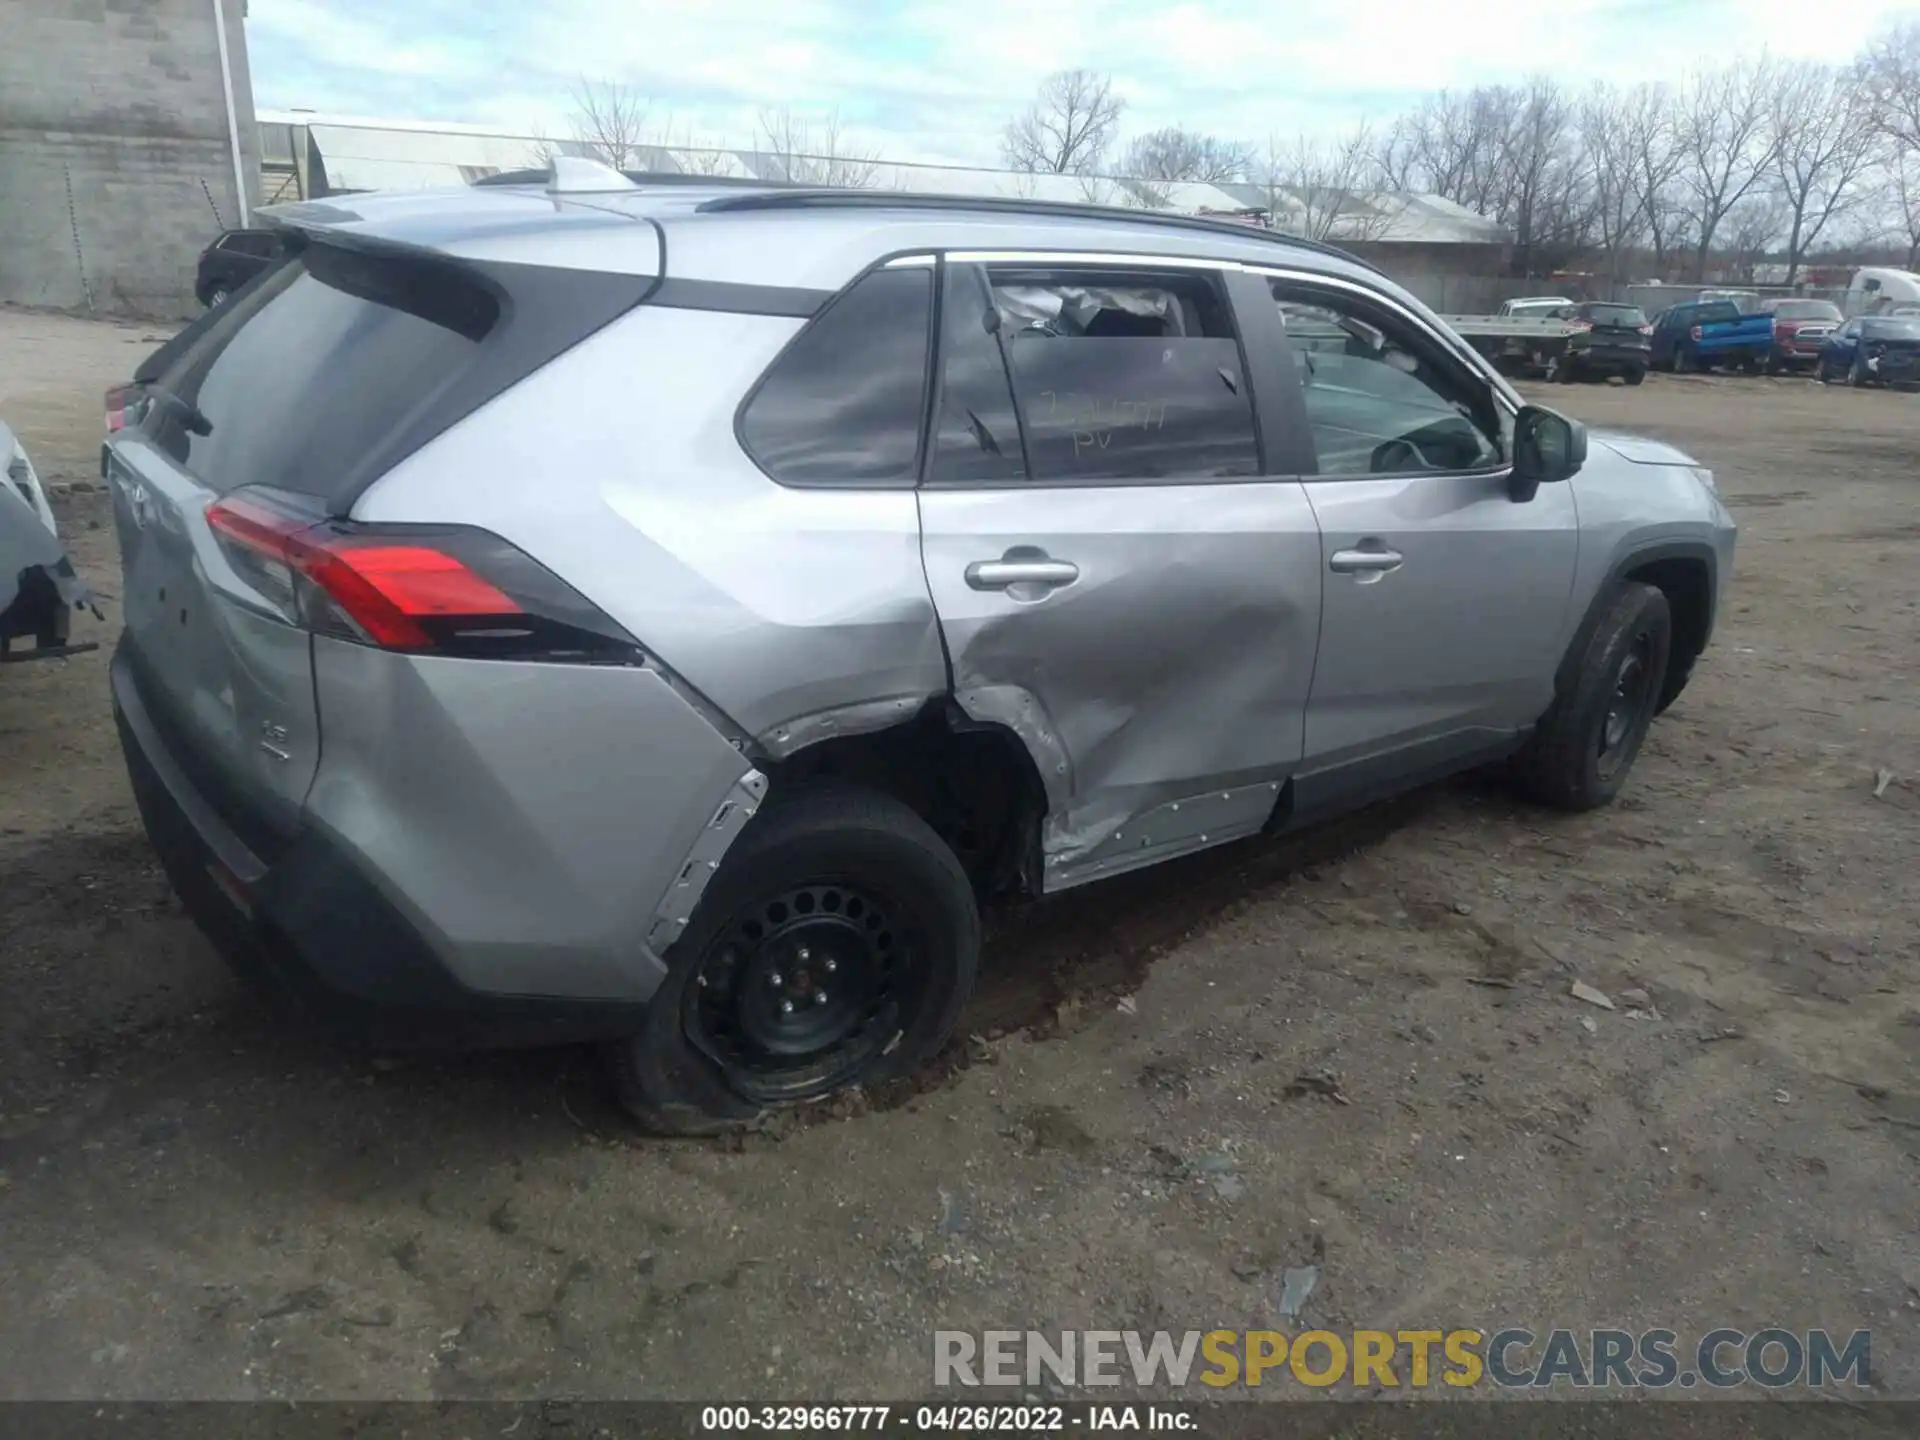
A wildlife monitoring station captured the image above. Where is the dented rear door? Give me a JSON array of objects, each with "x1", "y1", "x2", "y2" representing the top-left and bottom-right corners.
[{"x1": 917, "y1": 258, "x2": 1322, "y2": 891}]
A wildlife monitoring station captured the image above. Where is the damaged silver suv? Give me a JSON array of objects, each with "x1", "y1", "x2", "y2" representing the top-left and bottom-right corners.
[{"x1": 107, "y1": 161, "x2": 1736, "y2": 1131}]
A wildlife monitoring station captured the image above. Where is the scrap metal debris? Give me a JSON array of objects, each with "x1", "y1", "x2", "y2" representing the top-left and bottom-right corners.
[{"x1": 1873, "y1": 769, "x2": 1895, "y2": 799}]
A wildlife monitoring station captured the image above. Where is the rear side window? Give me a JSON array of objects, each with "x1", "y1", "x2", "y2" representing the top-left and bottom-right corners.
[
  {"x1": 939, "y1": 265, "x2": 1257, "y2": 484},
  {"x1": 147, "y1": 244, "x2": 499, "y2": 503},
  {"x1": 738, "y1": 266, "x2": 934, "y2": 488}
]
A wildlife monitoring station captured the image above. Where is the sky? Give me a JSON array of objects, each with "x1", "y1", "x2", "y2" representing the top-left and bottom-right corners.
[{"x1": 247, "y1": 0, "x2": 1920, "y2": 169}]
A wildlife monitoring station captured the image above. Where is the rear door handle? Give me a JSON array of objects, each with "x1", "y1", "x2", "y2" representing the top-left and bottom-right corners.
[
  {"x1": 966, "y1": 559, "x2": 1080, "y2": 591},
  {"x1": 1329, "y1": 548, "x2": 1404, "y2": 574}
]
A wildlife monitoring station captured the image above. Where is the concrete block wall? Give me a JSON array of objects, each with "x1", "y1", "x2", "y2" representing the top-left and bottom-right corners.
[{"x1": 0, "y1": 0, "x2": 262, "y2": 318}]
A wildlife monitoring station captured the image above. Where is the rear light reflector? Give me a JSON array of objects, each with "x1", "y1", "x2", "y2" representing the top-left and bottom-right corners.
[
  {"x1": 204, "y1": 487, "x2": 640, "y2": 663},
  {"x1": 1638, "y1": 324, "x2": 1653, "y2": 336}
]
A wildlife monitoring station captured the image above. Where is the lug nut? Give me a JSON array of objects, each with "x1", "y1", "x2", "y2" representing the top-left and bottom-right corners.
[
  {"x1": 797, "y1": 946, "x2": 811, "y2": 962},
  {"x1": 814, "y1": 991, "x2": 829, "y2": 1006},
  {"x1": 769, "y1": 972, "x2": 783, "y2": 988},
  {"x1": 824, "y1": 958, "x2": 838, "y2": 974},
  {"x1": 780, "y1": 999, "x2": 795, "y2": 1016}
]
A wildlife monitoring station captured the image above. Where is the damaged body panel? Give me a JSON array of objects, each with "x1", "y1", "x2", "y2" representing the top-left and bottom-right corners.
[{"x1": 920, "y1": 482, "x2": 1323, "y2": 890}]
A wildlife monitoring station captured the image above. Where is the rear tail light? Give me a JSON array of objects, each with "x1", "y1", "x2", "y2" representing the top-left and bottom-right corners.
[
  {"x1": 204, "y1": 487, "x2": 640, "y2": 663},
  {"x1": 1569, "y1": 319, "x2": 1592, "y2": 332},
  {"x1": 1689, "y1": 325, "x2": 1703, "y2": 342},
  {"x1": 1638, "y1": 324, "x2": 1653, "y2": 336},
  {"x1": 104, "y1": 384, "x2": 143, "y2": 434}
]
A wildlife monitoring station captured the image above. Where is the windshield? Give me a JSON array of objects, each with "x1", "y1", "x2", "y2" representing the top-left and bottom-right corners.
[
  {"x1": 1584, "y1": 304, "x2": 1647, "y2": 326},
  {"x1": 1863, "y1": 319, "x2": 1920, "y2": 340},
  {"x1": 1773, "y1": 301, "x2": 1842, "y2": 321}
]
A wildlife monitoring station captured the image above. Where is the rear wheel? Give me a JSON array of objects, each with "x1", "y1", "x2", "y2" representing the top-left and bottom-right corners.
[
  {"x1": 1674, "y1": 345, "x2": 1695, "y2": 374},
  {"x1": 1514, "y1": 582, "x2": 1673, "y2": 812},
  {"x1": 608, "y1": 784, "x2": 980, "y2": 1134}
]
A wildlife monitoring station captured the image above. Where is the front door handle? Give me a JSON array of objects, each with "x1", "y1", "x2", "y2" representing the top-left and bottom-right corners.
[
  {"x1": 966, "y1": 558, "x2": 1080, "y2": 591},
  {"x1": 1329, "y1": 547, "x2": 1404, "y2": 574}
]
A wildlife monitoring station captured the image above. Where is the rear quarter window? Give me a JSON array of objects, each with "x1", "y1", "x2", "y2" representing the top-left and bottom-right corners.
[{"x1": 736, "y1": 266, "x2": 935, "y2": 488}]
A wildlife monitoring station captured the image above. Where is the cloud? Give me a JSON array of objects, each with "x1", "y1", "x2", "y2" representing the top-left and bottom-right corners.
[{"x1": 247, "y1": 0, "x2": 1920, "y2": 166}]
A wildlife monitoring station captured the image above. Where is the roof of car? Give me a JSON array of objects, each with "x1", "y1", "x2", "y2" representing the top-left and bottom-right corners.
[{"x1": 261, "y1": 180, "x2": 1394, "y2": 295}]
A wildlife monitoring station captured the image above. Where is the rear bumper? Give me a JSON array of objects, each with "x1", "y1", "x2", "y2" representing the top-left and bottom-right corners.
[
  {"x1": 112, "y1": 642, "x2": 653, "y2": 1049},
  {"x1": 1573, "y1": 343, "x2": 1650, "y2": 371}
]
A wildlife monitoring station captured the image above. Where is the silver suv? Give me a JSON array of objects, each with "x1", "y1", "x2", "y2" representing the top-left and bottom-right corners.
[{"x1": 106, "y1": 162, "x2": 1736, "y2": 1131}]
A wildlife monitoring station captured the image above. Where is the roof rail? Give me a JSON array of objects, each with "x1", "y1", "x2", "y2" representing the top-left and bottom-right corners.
[
  {"x1": 692, "y1": 189, "x2": 1383, "y2": 274},
  {"x1": 471, "y1": 168, "x2": 791, "y2": 190}
]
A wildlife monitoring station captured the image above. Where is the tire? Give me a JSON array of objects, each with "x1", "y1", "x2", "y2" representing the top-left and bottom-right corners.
[
  {"x1": 608, "y1": 784, "x2": 980, "y2": 1135},
  {"x1": 1514, "y1": 582, "x2": 1673, "y2": 812},
  {"x1": 1623, "y1": 367, "x2": 1645, "y2": 386},
  {"x1": 1818, "y1": 360, "x2": 1835, "y2": 385},
  {"x1": 1674, "y1": 345, "x2": 1695, "y2": 374}
]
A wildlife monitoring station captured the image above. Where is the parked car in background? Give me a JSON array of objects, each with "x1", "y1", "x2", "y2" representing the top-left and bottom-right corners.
[
  {"x1": 1817, "y1": 315, "x2": 1920, "y2": 387},
  {"x1": 195, "y1": 228, "x2": 289, "y2": 308},
  {"x1": 105, "y1": 166, "x2": 1737, "y2": 1131},
  {"x1": 1760, "y1": 298, "x2": 1844, "y2": 373},
  {"x1": 1499, "y1": 296, "x2": 1576, "y2": 319},
  {"x1": 1550, "y1": 301, "x2": 1652, "y2": 384},
  {"x1": 1649, "y1": 300, "x2": 1773, "y2": 373},
  {"x1": 1845, "y1": 266, "x2": 1920, "y2": 318},
  {"x1": 2, "y1": 417, "x2": 96, "y2": 664}
]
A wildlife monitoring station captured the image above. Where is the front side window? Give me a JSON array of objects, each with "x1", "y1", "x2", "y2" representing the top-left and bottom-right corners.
[
  {"x1": 935, "y1": 265, "x2": 1258, "y2": 484},
  {"x1": 1271, "y1": 282, "x2": 1499, "y2": 478},
  {"x1": 738, "y1": 266, "x2": 933, "y2": 488}
]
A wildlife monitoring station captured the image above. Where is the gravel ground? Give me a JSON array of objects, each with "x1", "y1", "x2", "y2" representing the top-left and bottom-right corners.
[{"x1": 1, "y1": 306, "x2": 1915, "y2": 1405}]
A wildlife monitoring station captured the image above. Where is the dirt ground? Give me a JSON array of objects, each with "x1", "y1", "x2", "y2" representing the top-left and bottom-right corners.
[{"x1": 1, "y1": 306, "x2": 1915, "y2": 1405}]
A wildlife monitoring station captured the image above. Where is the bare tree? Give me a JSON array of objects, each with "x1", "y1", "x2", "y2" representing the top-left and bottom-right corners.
[
  {"x1": 1673, "y1": 57, "x2": 1784, "y2": 281},
  {"x1": 1622, "y1": 83, "x2": 1688, "y2": 274},
  {"x1": 1120, "y1": 127, "x2": 1255, "y2": 184},
  {"x1": 1261, "y1": 127, "x2": 1396, "y2": 242},
  {"x1": 756, "y1": 108, "x2": 879, "y2": 188},
  {"x1": 1076, "y1": 173, "x2": 1122, "y2": 206},
  {"x1": 1720, "y1": 191, "x2": 1789, "y2": 281},
  {"x1": 1892, "y1": 149, "x2": 1920, "y2": 268},
  {"x1": 1579, "y1": 84, "x2": 1652, "y2": 282},
  {"x1": 1494, "y1": 78, "x2": 1586, "y2": 275},
  {"x1": 568, "y1": 79, "x2": 653, "y2": 170},
  {"x1": 1864, "y1": 21, "x2": 1920, "y2": 151},
  {"x1": 1001, "y1": 69, "x2": 1125, "y2": 175},
  {"x1": 1770, "y1": 62, "x2": 1880, "y2": 282}
]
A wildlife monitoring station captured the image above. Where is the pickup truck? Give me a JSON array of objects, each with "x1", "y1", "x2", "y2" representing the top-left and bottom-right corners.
[{"x1": 1648, "y1": 300, "x2": 1774, "y2": 373}]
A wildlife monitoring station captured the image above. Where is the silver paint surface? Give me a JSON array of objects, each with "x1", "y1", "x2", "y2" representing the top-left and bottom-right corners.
[{"x1": 304, "y1": 641, "x2": 754, "y2": 1001}]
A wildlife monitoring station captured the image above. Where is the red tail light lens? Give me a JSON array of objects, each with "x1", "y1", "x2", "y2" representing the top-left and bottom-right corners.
[
  {"x1": 104, "y1": 384, "x2": 141, "y2": 434},
  {"x1": 205, "y1": 488, "x2": 639, "y2": 662},
  {"x1": 1569, "y1": 319, "x2": 1593, "y2": 332},
  {"x1": 1689, "y1": 325, "x2": 1703, "y2": 342},
  {"x1": 1638, "y1": 324, "x2": 1653, "y2": 336}
]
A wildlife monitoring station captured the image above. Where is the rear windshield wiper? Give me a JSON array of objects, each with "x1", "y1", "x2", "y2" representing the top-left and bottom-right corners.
[{"x1": 147, "y1": 386, "x2": 214, "y2": 437}]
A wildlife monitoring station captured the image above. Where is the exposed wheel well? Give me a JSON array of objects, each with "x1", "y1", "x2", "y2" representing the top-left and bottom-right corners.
[
  {"x1": 1621, "y1": 555, "x2": 1712, "y2": 711},
  {"x1": 762, "y1": 702, "x2": 1049, "y2": 901}
]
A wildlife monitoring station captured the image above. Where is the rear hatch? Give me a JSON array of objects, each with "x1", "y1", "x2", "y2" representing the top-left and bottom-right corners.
[
  {"x1": 1579, "y1": 303, "x2": 1650, "y2": 350},
  {"x1": 108, "y1": 210, "x2": 659, "y2": 861}
]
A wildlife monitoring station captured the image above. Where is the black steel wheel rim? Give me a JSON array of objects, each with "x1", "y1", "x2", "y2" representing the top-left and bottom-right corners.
[
  {"x1": 683, "y1": 882, "x2": 915, "y2": 1105},
  {"x1": 1598, "y1": 634, "x2": 1656, "y2": 778}
]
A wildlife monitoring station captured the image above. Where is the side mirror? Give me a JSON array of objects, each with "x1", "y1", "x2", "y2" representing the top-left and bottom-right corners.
[{"x1": 1510, "y1": 405, "x2": 1586, "y2": 502}]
